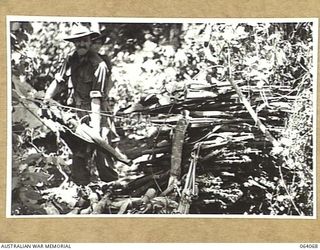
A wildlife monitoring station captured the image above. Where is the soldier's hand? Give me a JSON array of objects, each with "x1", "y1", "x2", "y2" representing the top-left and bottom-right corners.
[
  {"x1": 39, "y1": 102, "x2": 52, "y2": 119},
  {"x1": 54, "y1": 72, "x2": 64, "y2": 83}
]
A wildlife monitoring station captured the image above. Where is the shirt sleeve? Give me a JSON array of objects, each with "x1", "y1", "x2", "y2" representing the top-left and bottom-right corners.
[
  {"x1": 100, "y1": 54, "x2": 114, "y2": 96},
  {"x1": 54, "y1": 56, "x2": 71, "y2": 83},
  {"x1": 49, "y1": 57, "x2": 71, "y2": 99},
  {"x1": 90, "y1": 52, "x2": 111, "y2": 98}
]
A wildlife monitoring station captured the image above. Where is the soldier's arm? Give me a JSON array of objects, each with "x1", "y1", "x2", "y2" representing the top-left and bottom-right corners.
[
  {"x1": 99, "y1": 54, "x2": 113, "y2": 96},
  {"x1": 90, "y1": 63, "x2": 107, "y2": 131},
  {"x1": 44, "y1": 58, "x2": 69, "y2": 101},
  {"x1": 44, "y1": 79, "x2": 59, "y2": 101},
  {"x1": 90, "y1": 51, "x2": 112, "y2": 132},
  {"x1": 90, "y1": 95, "x2": 102, "y2": 132}
]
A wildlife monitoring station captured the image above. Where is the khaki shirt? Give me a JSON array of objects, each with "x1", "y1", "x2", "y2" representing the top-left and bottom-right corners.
[
  {"x1": 66, "y1": 50, "x2": 111, "y2": 105},
  {"x1": 55, "y1": 50, "x2": 112, "y2": 123}
]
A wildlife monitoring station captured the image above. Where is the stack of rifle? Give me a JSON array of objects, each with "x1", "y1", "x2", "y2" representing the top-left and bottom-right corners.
[{"x1": 113, "y1": 80, "x2": 297, "y2": 214}]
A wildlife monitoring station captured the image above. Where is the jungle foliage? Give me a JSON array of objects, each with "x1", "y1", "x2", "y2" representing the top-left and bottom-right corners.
[{"x1": 10, "y1": 21, "x2": 314, "y2": 215}]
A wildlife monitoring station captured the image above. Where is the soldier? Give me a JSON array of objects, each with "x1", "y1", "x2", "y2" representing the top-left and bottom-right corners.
[
  {"x1": 44, "y1": 23, "x2": 118, "y2": 185},
  {"x1": 90, "y1": 29, "x2": 118, "y2": 141}
]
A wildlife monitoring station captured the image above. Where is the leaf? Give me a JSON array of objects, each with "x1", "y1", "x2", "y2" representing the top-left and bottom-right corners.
[
  {"x1": 19, "y1": 187, "x2": 43, "y2": 208},
  {"x1": 12, "y1": 75, "x2": 36, "y2": 98},
  {"x1": 33, "y1": 90, "x2": 45, "y2": 99},
  {"x1": 11, "y1": 76, "x2": 46, "y2": 132},
  {"x1": 12, "y1": 177, "x2": 20, "y2": 190},
  {"x1": 157, "y1": 94, "x2": 171, "y2": 105},
  {"x1": 275, "y1": 48, "x2": 287, "y2": 66},
  {"x1": 267, "y1": 33, "x2": 281, "y2": 42},
  {"x1": 47, "y1": 156, "x2": 66, "y2": 166},
  {"x1": 12, "y1": 90, "x2": 21, "y2": 103},
  {"x1": 24, "y1": 189, "x2": 42, "y2": 200},
  {"x1": 204, "y1": 45, "x2": 218, "y2": 63},
  {"x1": 222, "y1": 25, "x2": 236, "y2": 42},
  {"x1": 234, "y1": 25, "x2": 248, "y2": 39},
  {"x1": 143, "y1": 40, "x2": 157, "y2": 52},
  {"x1": 12, "y1": 98, "x2": 43, "y2": 130},
  {"x1": 23, "y1": 153, "x2": 42, "y2": 165},
  {"x1": 11, "y1": 52, "x2": 21, "y2": 64},
  {"x1": 21, "y1": 22, "x2": 34, "y2": 35},
  {"x1": 11, "y1": 22, "x2": 21, "y2": 32},
  {"x1": 22, "y1": 172, "x2": 50, "y2": 186}
]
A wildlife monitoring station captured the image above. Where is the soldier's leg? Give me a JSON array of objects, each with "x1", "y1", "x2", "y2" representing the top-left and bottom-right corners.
[
  {"x1": 65, "y1": 134, "x2": 91, "y2": 186},
  {"x1": 71, "y1": 150, "x2": 91, "y2": 186},
  {"x1": 67, "y1": 102, "x2": 92, "y2": 185},
  {"x1": 63, "y1": 133, "x2": 90, "y2": 185},
  {"x1": 95, "y1": 151, "x2": 118, "y2": 182}
]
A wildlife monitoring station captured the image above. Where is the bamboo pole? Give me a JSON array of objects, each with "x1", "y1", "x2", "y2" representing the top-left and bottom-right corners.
[{"x1": 227, "y1": 77, "x2": 280, "y2": 147}]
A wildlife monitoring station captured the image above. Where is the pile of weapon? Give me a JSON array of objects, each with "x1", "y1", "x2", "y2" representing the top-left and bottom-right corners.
[{"x1": 104, "y1": 79, "x2": 297, "y2": 214}]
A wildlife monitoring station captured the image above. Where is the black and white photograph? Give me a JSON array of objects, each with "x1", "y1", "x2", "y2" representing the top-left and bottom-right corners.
[{"x1": 7, "y1": 17, "x2": 317, "y2": 217}]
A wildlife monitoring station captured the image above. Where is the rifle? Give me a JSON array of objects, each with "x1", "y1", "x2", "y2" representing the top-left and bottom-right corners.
[{"x1": 177, "y1": 142, "x2": 200, "y2": 214}]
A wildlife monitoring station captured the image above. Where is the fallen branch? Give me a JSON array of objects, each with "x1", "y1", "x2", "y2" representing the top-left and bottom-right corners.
[{"x1": 227, "y1": 77, "x2": 280, "y2": 147}]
